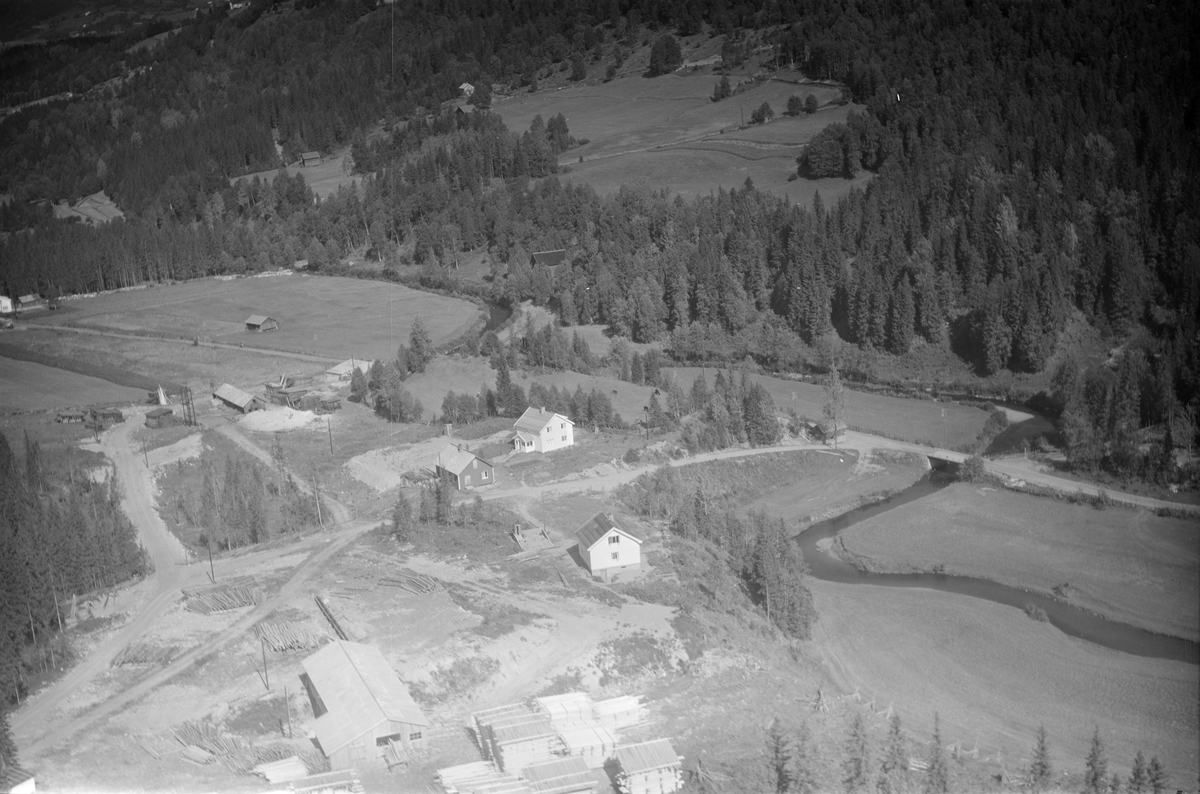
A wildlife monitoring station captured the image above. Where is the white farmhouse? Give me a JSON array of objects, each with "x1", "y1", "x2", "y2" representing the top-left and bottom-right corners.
[
  {"x1": 0, "y1": 295, "x2": 13, "y2": 314},
  {"x1": 575, "y1": 512, "x2": 642, "y2": 581},
  {"x1": 511, "y1": 407, "x2": 574, "y2": 454}
]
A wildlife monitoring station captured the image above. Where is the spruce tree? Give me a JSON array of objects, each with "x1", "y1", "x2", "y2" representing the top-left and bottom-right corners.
[
  {"x1": 391, "y1": 492, "x2": 414, "y2": 542},
  {"x1": 767, "y1": 717, "x2": 794, "y2": 793},
  {"x1": 1030, "y1": 725, "x2": 1052, "y2": 791},
  {"x1": 822, "y1": 364, "x2": 846, "y2": 449},
  {"x1": 924, "y1": 713, "x2": 949, "y2": 794},
  {"x1": 0, "y1": 706, "x2": 18, "y2": 774},
  {"x1": 843, "y1": 712, "x2": 871, "y2": 792},
  {"x1": 878, "y1": 712, "x2": 907, "y2": 794},
  {"x1": 1147, "y1": 757, "x2": 1166, "y2": 794},
  {"x1": 1128, "y1": 750, "x2": 1146, "y2": 793},
  {"x1": 792, "y1": 719, "x2": 818, "y2": 794},
  {"x1": 1083, "y1": 728, "x2": 1107, "y2": 794},
  {"x1": 408, "y1": 315, "x2": 434, "y2": 373}
]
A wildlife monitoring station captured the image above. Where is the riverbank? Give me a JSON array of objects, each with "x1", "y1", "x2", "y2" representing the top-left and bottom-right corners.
[{"x1": 833, "y1": 482, "x2": 1200, "y2": 642}]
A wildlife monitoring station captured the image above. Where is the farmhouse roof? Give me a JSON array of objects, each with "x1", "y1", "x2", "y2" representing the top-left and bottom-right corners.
[
  {"x1": 575, "y1": 512, "x2": 641, "y2": 552},
  {"x1": 615, "y1": 739, "x2": 681, "y2": 774},
  {"x1": 245, "y1": 314, "x2": 272, "y2": 326},
  {"x1": 437, "y1": 444, "x2": 487, "y2": 476},
  {"x1": 301, "y1": 640, "x2": 428, "y2": 757},
  {"x1": 513, "y1": 407, "x2": 573, "y2": 435},
  {"x1": 530, "y1": 249, "x2": 567, "y2": 267},
  {"x1": 213, "y1": 383, "x2": 257, "y2": 409}
]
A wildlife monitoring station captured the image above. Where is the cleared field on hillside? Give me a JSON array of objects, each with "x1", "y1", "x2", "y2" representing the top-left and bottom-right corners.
[
  {"x1": 525, "y1": 370, "x2": 656, "y2": 425},
  {"x1": 231, "y1": 149, "x2": 359, "y2": 199},
  {"x1": 41, "y1": 275, "x2": 481, "y2": 362},
  {"x1": 838, "y1": 483, "x2": 1200, "y2": 641},
  {"x1": 812, "y1": 580, "x2": 1199, "y2": 786},
  {"x1": 494, "y1": 73, "x2": 860, "y2": 203},
  {"x1": 402, "y1": 356, "x2": 497, "y2": 422},
  {"x1": 0, "y1": 355, "x2": 146, "y2": 411},
  {"x1": 666, "y1": 367, "x2": 988, "y2": 449}
]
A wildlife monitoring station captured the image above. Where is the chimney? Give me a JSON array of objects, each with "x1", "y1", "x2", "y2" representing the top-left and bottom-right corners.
[{"x1": 541, "y1": 406, "x2": 546, "y2": 415}]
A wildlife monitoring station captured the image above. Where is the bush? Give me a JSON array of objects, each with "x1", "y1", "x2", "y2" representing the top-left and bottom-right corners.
[
  {"x1": 623, "y1": 447, "x2": 642, "y2": 464},
  {"x1": 958, "y1": 454, "x2": 987, "y2": 482},
  {"x1": 1024, "y1": 603, "x2": 1049, "y2": 622}
]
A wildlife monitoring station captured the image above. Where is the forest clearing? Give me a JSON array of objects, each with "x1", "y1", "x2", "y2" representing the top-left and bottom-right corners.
[{"x1": 30, "y1": 274, "x2": 482, "y2": 361}]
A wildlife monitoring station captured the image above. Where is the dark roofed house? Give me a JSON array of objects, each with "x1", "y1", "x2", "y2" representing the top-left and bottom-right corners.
[
  {"x1": 245, "y1": 315, "x2": 279, "y2": 332},
  {"x1": 213, "y1": 383, "x2": 263, "y2": 413},
  {"x1": 530, "y1": 249, "x2": 567, "y2": 268},
  {"x1": 299, "y1": 639, "x2": 429, "y2": 771},
  {"x1": 435, "y1": 444, "x2": 495, "y2": 490},
  {"x1": 302, "y1": 151, "x2": 322, "y2": 167}
]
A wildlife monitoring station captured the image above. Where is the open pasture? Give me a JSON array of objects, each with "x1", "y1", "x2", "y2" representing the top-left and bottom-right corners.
[
  {"x1": 811, "y1": 579, "x2": 1199, "y2": 786},
  {"x1": 665, "y1": 367, "x2": 988, "y2": 449},
  {"x1": 231, "y1": 149, "x2": 359, "y2": 200},
  {"x1": 522, "y1": 369, "x2": 657, "y2": 425},
  {"x1": 838, "y1": 483, "x2": 1200, "y2": 641},
  {"x1": 42, "y1": 275, "x2": 482, "y2": 362},
  {"x1": 0, "y1": 355, "x2": 146, "y2": 411}
]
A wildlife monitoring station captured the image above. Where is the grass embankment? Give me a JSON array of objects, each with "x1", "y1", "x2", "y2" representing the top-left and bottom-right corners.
[
  {"x1": 666, "y1": 367, "x2": 989, "y2": 450},
  {"x1": 811, "y1": 580, "x2": 1199, "y2": 787},
  {"x1": 0, "y1": 352, "x2": 148, "y2": 410},
  {"x1": 836, "y1": 483, "x2": 1200, "y2": 641}
]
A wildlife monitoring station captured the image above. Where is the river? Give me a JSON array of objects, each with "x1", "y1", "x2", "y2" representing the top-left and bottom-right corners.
[{"x1": 795, "y1": 468, "x2": 1200, "y2": 665}]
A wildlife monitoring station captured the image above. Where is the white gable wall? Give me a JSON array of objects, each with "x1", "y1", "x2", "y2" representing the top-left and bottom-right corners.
[
  {"x1": 536, "y1": 414, "x2": 574, "y2": 452},
  {"x1": 583, "y1": 527, "x2": 641, "y2": 580}
]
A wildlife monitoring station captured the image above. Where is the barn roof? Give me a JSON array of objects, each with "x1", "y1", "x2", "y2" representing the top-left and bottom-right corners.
[
  {"x1": 245, "y1": 314, "x2": 273, "y2": 326},
  {"x1": 437, "y1": 445, "x2": 488, "y2": 476},
  {"x1": 530, "y1": 249, "x2": 567, "y2": 267},
  {"x1": 301, "y1": 640, "x2": 428, "y2": 757},
  {"x1": 575, "y1": 512, "x2": 641, "y2": 552},
  {"x1": 513, "y1": 406, "x2": 573, "y2": 435},
  {"x1": 213, "y1": 383, "x2": 257, "y2": 408},
  {"x1": 615, "y1": 739, "x2": 680, "y2": 774}
]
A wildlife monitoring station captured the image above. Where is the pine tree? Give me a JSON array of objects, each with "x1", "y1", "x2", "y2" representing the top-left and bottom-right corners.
[
  {"x1": 767, "y1": 717, "x2": 794, "y2": 793},
  {"x1": 1084, "y1": 728, "x2": 1107, "y2": 794},
  {"x1": 792, "y1": 719, "x2": 819, "y2": 794},
  {"x1": 924, "y1": 714, "x2": 948, "y2": 794},
  {"x1": 878, "y1": 713, "x2": 907, "y2": 794},
  {"x1": 1147, "y1": 757, "x2": 1166, "y2": 794},
  {"x1": 1030, "y1": 725, "x2": 1052, "y2": 791},
  {"x1": 349, "y1": 366, "x2": 368, "y2": 402},
  {"x1": 391, "y1": 491, "x2": 414, "y2": 542},
  {"x1": 1128, "y1": 751, "x2": 1147, "y2": 793},
  {"x1": 843, "y1": 712, "x2": 871, "y2": 792},
  {"x1": 0, "y1": 706, "x2": 18, "y2": 774}
]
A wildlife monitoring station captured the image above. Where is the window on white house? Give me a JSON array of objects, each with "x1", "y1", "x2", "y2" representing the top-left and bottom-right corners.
[
  {"x1": 562, "y1": 435, "x2": 567, "y2": 441},
  {"x1": 409, "y1": 731, "x2": 422, "y2": 741},
  {"x1": 482, "y1": 470, "x2": 488, "y2": 479},
  {"x1": 609, "y1": 535, "x2": 620, "y2": 544},
  {"x1": 611, "y1": 552, "x2": 619, "y2": 560}
]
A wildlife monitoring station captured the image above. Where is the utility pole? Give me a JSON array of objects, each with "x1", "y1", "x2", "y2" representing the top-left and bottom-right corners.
[
  {"x1": 142, "y1": 437, "x2": 149, "y2": 467},
  {"x1": 327, "y1": 418, "x2": 334, "y2": 456},
  {"x1": 312, "y1": 463, "x2": 323, "y2": 527},
  {"x1": 261, "y1": 637, "x2": 270, "y2": 690},
  {"x1": 206, "y1": 541, "x2": 215, "y2": 583}
]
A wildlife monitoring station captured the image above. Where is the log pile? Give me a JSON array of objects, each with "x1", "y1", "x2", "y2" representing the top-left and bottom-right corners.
[
  {"x1": 172, "y1": 720, "x2": 296, "y2": 775},
  {"x1": 253, "y1": 621, "x2": 324, "y2": 652},
  {"x1": 378, "y1": 570, "x2": 441, "y2": 594},
  {"x1": 185, "y1": 585, "x2": 263, "y2": 614},
  {"x1": 112, "y1": 642, "x2": 176, "y2": 666}
]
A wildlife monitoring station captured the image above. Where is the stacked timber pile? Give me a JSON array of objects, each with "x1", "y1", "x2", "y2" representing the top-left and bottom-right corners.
[
  {"x1": 535, "y1": 693, "x2": 593, "y2": 728},
  {"x1": 185, "y1": 585, "x2": 263, "y2": 614},
  {"x1": 491, "y1": 718, "x2": 559, "y2": 773},
  {"x1": 520, "y1": 757, "x2": 597, "y2": 794},
  {"x1": 473, "y1": 703, "x2": 538, "y2": 759},
  {"x1": 554, "y1": 723, "x2": 616, "y2": 770},
  {"x1": 437, "y1": 761, "x2": 533, "y2": 794},
  {"x1": 378, "y1": 569, "x2": 441, "y2": 594},
  {"x1": 592, "y1": 696, "x2": 645, "y2": 733},
  {"x1": 252, "y1": 756, "x2": 309, "y2": 784},
  {"x1": 614, "y1": 739, "x2": 684, "y2": 794},
  {"x1": 254, "y1": 621, "x2": 325, "y2": 652},
  {"x1": 112, "y1": 642, "x2": 176, "y2": 666},
  {"x1": 172, "y1": 720, "x2": 295, "y2": 775},
  {"x1": 290, "y1": 770, "x2": 364, "y2": 794}
]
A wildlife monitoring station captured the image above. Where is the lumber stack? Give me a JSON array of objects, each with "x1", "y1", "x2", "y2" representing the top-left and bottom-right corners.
[
  {"x1": 254, "y1": 621, "x2": 325, "y2": 652},
  {"x1": 112, "y1": 642, "x2": 176, "y2": 666},
  {"x1": 520, "y1": 757, "x2": 598, "y2": 794},
  {"x1": 491, "y1": 718, "x2": 559, "y2": 773},
  {"x1": 290, "y1": 770, "x2": 364, "y2": 794},
  {"x1": 535, "y1": 693, "x2": 594, "y2": 728},
  {"x1": 554, "y1": 723, "x2": 616, "y2": 770},
  {"x1": 592, "y1": 696, "x2": 645, "y2": 733},
  {"x1": 437, "y1": 761, "x2": 533, "y2": 794},
  {"x1": 472, "y1": 703, "x2": 538, "y2": 759},
  {"x1": 378, "y1": 569, "x2": 441, "y2": 594},
  {"x1": 253, "y1": 755, "x2": 309, "y2": 784},
  {"x1": 185, "y1": 585, "x2": 263, "y2": 614}
]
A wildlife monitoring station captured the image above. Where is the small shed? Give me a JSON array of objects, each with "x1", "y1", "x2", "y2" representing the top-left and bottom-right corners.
[
  {"x1": 299, "y1": 639, "x2": 429, "y2": 771},
  {"x1": 436, "y1": 444, "x2": 495, "y2": 490},
  {"x1": 319, "y1": 396, "x2": 342, "y2": 413},
  {"x1": 90, "y1": 407, "x2": 125, "y2": 427},
  {"x1": 521, "y1": 756, "x2": 597, "y2": 794},
  {"x1": 245, "y1": 315, "x2": 279, "y2": 332},
  {"x1": 213, "y1": 383, "x2": 263, "y2": 413},
  {"x1": 575, "y1": 513, "x2": 642, "y2": 581},
  {"x1": 614, "y1": 739, "x2": 683, "y2": 794},
  {"x1": 530, "y1": 249, "x2": 567, "y2": 268},
  {"x1": 2, "y1": 765, "x2": 35, "y2": 794},
  {"x1": 0, "y1": 295, "x2": 13, "y2": 313},
  {"x1": 145, "y1": 407, "x2": 179, "y2": 428},
  {"x1": 55, "y1": 410, "x2": 85, "y2": 424},
  {"x1": 16, "y1": 294, "x2": 46, "y2": 310},
  {"x1": 302, "y1": 151, "x2": 322, "y2": 167},
  {"x1": 459, "y1": 82, "x2": 475, "y2": 97}
]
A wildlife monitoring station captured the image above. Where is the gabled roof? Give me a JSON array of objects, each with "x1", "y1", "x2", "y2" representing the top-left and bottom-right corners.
[
  {"x1": 437, "y1": 444, "x2": 488, "y2": 476},
  {"x1": 575, "y1": 512, "x2": 641, "y2": 552},
  {"x1": 301, "y1": 151, "x2": 320, "y2": 159},
  {"x1": 513, "y1": 431, "x2": 537, "y2": 444},
  {"x1": 17, "y1": 294, "x2": 42, "y2": 303},
  {"x1": 513, "y1": 407, "x2": 573, "y2": 435},
  {"x1": 213, "y1": 383, "x2": 257, "y2": 408},
  {"x1": 245, "y1": 314, "x2": 273, "y2": 325},
  {"x1": 530, "y1": 249, "x2": 567, "y2": 267},
  {"x1": 2, "y1": 765, "x2": 34, "y2": 790},
  {"x1": 615, "y1": 739, "x2": 681, "y2": 774},
  {"x1": 301, "y1": 640, "x2": 428, "y2": 756}
]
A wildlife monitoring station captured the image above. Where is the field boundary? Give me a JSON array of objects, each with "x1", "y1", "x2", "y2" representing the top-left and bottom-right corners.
[{"x1": 0, "y1": 341, "x2": 181, "y2": 393}]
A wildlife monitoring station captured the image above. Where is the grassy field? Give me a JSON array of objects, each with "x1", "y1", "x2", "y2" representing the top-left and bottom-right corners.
[
  {"x1": 666, "y1": 367, "x2": 989, "y2": 449},
  {"x1": 524, "y1": 369, "x2": 657, "y2": 424},
  {"x1": 837, "y1": 483, "x2": 1200, "y2": 641},
  {"x1": 402, "y1": 356, "x2": 497, "y2": 422},
  {"x1": 0, "y1": 354, "x2": 147, "y2": 411},
  {"x1": 39, "y1": 275, "x2": 482, "y2": 361},
  {"x1": 231, "y1": 149, "x2": 360, "y2": 200},
  {"x1": 811, "y1": 579, "x2": 1199, "y2": 787},
  {"x1": 493, "y1": 71, "x2": 860, "y2": 203}
]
